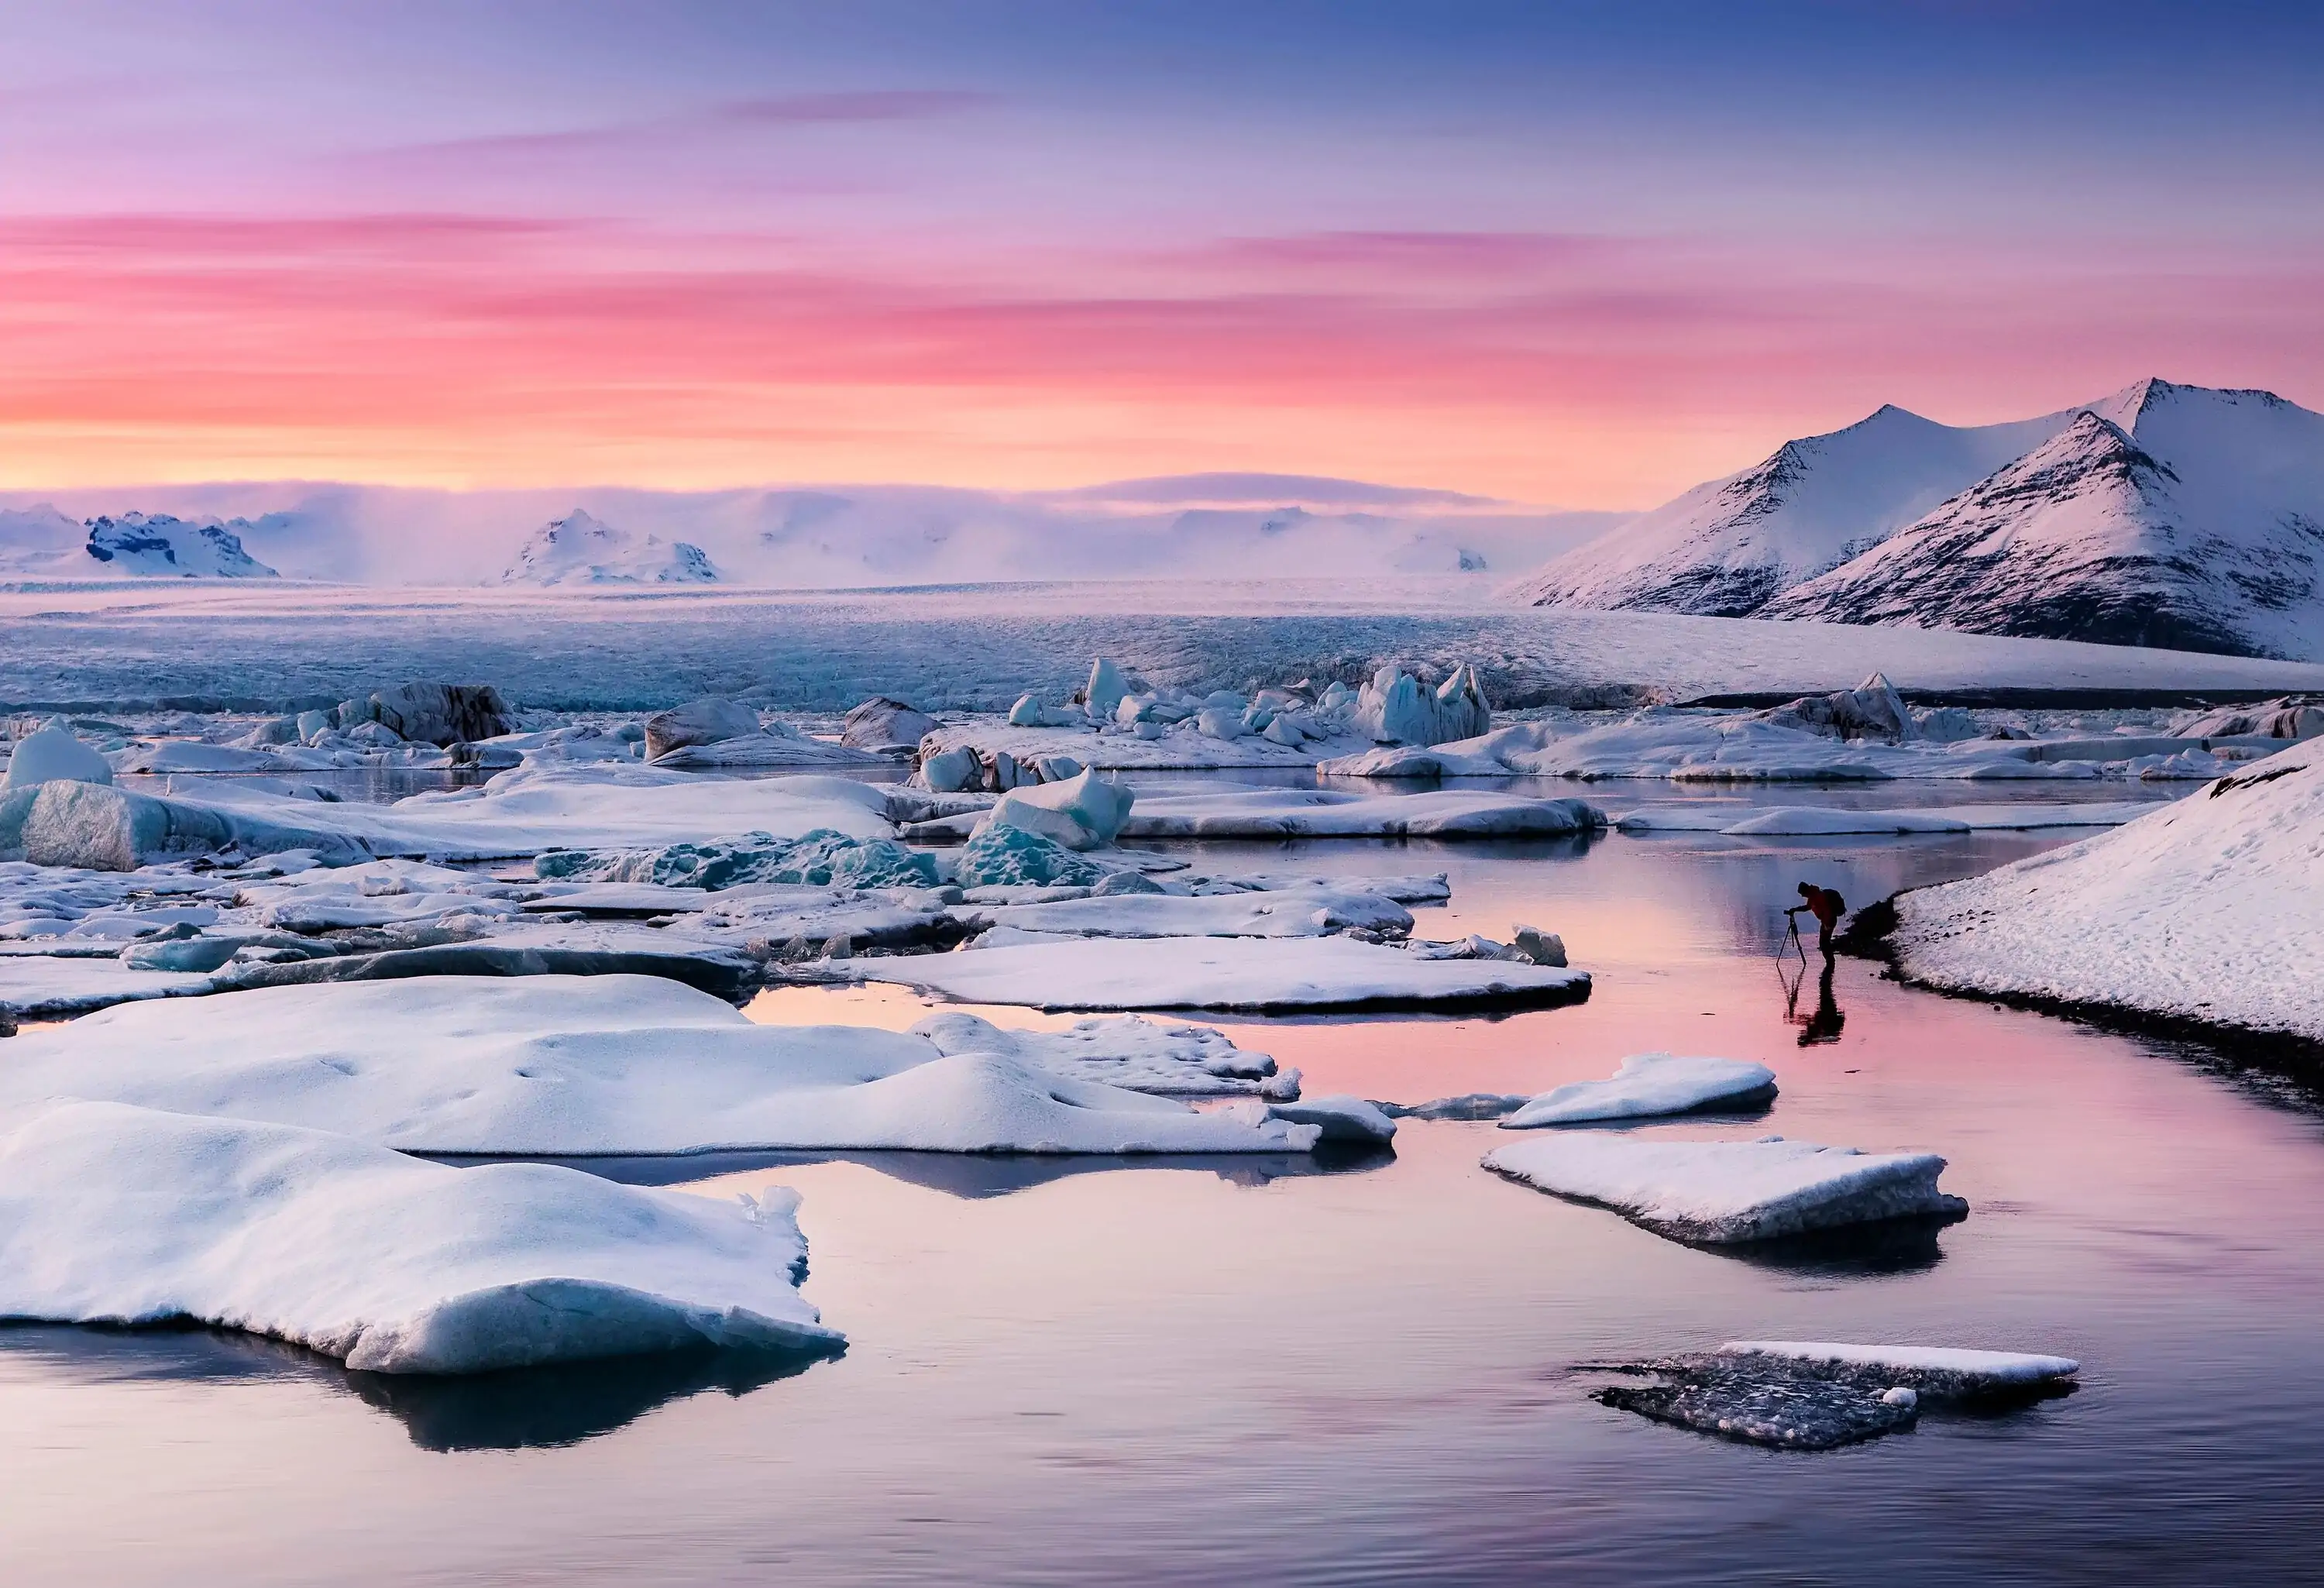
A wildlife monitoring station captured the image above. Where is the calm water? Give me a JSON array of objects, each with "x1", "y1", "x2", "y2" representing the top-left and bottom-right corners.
[{"x1": 6, "y1": 797, "x2": 2322, "y2": 1585}]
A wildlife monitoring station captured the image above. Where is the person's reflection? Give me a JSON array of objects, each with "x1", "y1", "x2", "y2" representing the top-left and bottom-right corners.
[{"x1": 1780, "y1": 951, "x2": 1847, "y2": 1045}]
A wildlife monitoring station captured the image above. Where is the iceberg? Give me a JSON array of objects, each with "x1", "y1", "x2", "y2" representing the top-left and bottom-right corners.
[
  {"x1": 982, "y1": 768, "x2": 1135, "y2": 850},
  {"x1": 841, "y1": 696, "x2": 939, "y2": 752},
  {"x1": 1481, "y1": 1134, "x2": 1967, "y2": 1243},
  {"x1": 1498, "y1": 1054, "x2": 1777, "y2": 1127},
  {"x1": 3, "y1": 726, "x2": 115, "y2": 791},
  {"x1": 952, "y1": 823, "x2": 1106, "y2": 888},
  {"x1": 643, "y1": 698, "x2": 764, "y2": 761},
  {"x1": 0, "y1": 976, "x2": 1322, "y2": 1155},
  {"x1": 0, "y1": 1099, "x2": 839, "y2": 1373}
]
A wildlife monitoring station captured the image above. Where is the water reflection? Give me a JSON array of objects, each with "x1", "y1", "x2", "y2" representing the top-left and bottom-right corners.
[
  {"x1": 1710, "y1": 1212, "x2": 1959, "y2": 1277},
  {"x1": 1782, "y1": 955, "x2": 1848, "y2": 1046},
  {"x1": 428, "y1": 1146, "x2": 1396, "y2": 1198},
  {"x1": 0, "y1": 1322, "x2": 841, "y2": 1452}
]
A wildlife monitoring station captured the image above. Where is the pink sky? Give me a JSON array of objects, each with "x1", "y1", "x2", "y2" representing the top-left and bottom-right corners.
[{"x1": 4, "y1": 3, "x2": 2319, "y2": 507}]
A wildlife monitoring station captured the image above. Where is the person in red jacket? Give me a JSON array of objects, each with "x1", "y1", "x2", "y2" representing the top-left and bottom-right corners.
[{"x1": 1786, "y1": 882, "x2": 1846, "y2": 959}]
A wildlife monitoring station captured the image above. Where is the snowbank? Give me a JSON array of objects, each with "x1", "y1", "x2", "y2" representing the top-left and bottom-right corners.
[
  {"x1": 1482, "y1": 1134, "x2": 1966, "y2": 1243},
  {"x1": 1886, "y1": 741, "x2": 2324, "y2": 1040},
  {"x1": 0, "y1": 977, "x2": 1322, "y2": 1154},
  {"x1": 831, "y1": 934, "x2": 1590, "y2": 1012},
  {"x1": 1500, "y1": 1054, "x2": 1776, "y2": 1127},
  {"x1": 0, "y1": 1099, "x2": 837, "y2": 1373}
]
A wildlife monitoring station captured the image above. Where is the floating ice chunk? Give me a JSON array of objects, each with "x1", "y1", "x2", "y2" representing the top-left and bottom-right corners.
[
  {"x1": 643, "y1": 698, "x2": 761, "y2": 761},
  {"x1": 0, "y1": 1098, "x2": 837, "y2": 1373},
  {"x1": 1265, "y1": 1095, "x2": 1397, "y2": 1144},
  {"x1": 1481, "y1": 1133, "x2": 1966, "y2": 1243},
  {"x1": 1511, "y1": 923, "x2": 1566, "y2": 966},
  {"x1": 1499, "y1": 1054, "x2": 1777, "y2": 1128},
  {"x1": 832, "y1": 934, "x2": 1590, "y2": 1012},
  {"x1": 361, "y1": 681, "x2": 512, "y2": 746},
  {"x1": 1120, "y1": 787, "x2": 1602, "y2": 840},
  {"x1": 910, "y1": 1010, "x2": 1281, "y2": 1096},
  {"x1": 1720, "y1": 1341, "x2": 2081, "y2": 1383},
  {"x1": 1589, "y1": 1341, "x2": 2075, "y2": 1451},
  {"x1": 3, "y1": 727, "x2": 115, "y2": 791},
  {"x1": 967, "y1": 885, "x2": 1412, "y2": 941},
  {"x1": 1084, "y1": 658, "x2": 1130, "y2": 720},
  {"x1": 953, "y1": 823, "x2": 1106, "y2": 888},
  {"x1": 0, "y1": 780, "x2": 370, "y2": 871},
  {"x1": 537, "y1": 830, "x2": 938, "y2": 890},
  {"x1": 1007, "y1": 694, "x2": 1046, "y2": 728},
  {"x1": 921, "y1": 746, "x2": 981, "y2": 792},
  {"x1": 842, "y1": 696, "x2": 938, "y2": 752},
  {"x1": 1377, "y1": 1092, "x2": 1531, "y2": 1120},
  {"x1": 0, "y1": 977, "x2": 1322, "y2": 1154},
  {"x1": 982, "y1": 768, "x2": 1135, "y2": 851}
]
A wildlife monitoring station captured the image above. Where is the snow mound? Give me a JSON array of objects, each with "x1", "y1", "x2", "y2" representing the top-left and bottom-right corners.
[
  {"x1": 0, "y1": 1098, "x2": 838, "y2": 1373},
  {"x1": 1482, "y1": 1133, "x2": 1966, "y2": 1243},
  {"x1": 499, "y1": 510, "x2": 718, "y2": 586},
  {"x1": 1887, "y1": 739, "x2": 2324, "y2": 1040},
  {"x1": 0, "y1": 977, "x2": 1320, "y2": 1154},
  {"x1": 1500, "y1": 1054, "x2": 1776, "y2": 1128}
]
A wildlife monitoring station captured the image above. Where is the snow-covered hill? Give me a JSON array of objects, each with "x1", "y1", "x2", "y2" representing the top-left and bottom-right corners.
[
  {"x1": 0, "y1": 506, "x2": 90, "y2": 576},
  {"x1": 1503, "y1": 404, "x2": 2074, "y2": 615},
  {"x1": 498, "y1": 510, "x2": 719, "y2": 587},
  {"x1": 0, "y1": 476, "x2": 1618, "y2": 588},
  {"x1": 1511, "y1": 380, "x2": 2324, "y2": 660},
  {"x1": 81, "y1": 513, "x2": 277, "y2": 578}
]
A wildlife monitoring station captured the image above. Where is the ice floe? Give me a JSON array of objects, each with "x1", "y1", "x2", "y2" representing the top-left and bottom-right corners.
[
  {"x1": 828, "y1": 934, "x2": 1590, "y2": 1012},
  {"x1": 1589, "y1": 1341, "x2": 2079, "y2": 1450},
  {"x1": 0, "y1": 976, "x2": 1322, "y2": 1154},
  {"x1": 0, "y1": 1098, "x2": 839, "y2": 1373},
  {"x1": 909, "y1": 1010, "x2": 1291, "y2": 1097},
  {"x1": 1611, "y1": 799, "x2": 2160, "y2": 835},
  {"x1": 1115, "y1": 786, "x2": 1604, "y2": 840},
  {"x1": 1498, "y1": 1054, "x2": 1777, "y2": 1128},
  {"x1": 1481, "y1": 1134, "x2": 1966, "y2": 1243},
  {"x1": 1886, "y1": 739, "x2": 2324, "y2": 1041},
  {"x1": 962, "y1": 885, "x2": 1415, "y2": 941}
]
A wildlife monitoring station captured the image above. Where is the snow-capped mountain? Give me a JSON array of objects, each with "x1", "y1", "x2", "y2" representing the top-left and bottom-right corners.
[
  {"x1": 1503, "y1": 403, "x2": 2075, "y2": 615},
  {"x1": 1511, "y1": 379, "x2": 2324, "y2": 660},
  {"x1": 0, "y1": 476, "x2": 1613, "y2": 586},
  {"x1": 497, "y1": 510, "x2": 720, "y2": 586},
  {"x1": 0, "y1": 505, "x2": 91, "y2": 576},
  {"x1": 81, "y1": 513, "x2": 278, "y2": 577},
  {"x1": 1763, "y1": 385, "x2": 2324, "y2": 657}
]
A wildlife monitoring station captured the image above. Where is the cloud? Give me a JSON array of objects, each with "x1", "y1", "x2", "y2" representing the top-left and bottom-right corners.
[{"x1": 363, "y1": 88, "x2": 995, "y2": 167}]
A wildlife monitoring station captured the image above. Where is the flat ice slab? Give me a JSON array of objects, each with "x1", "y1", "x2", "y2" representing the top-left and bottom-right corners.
[
  {"x1": 0, "y1": 976, "x2": 1321, "y2": 1155},
  {"x1": 1889, "y1": 742, "x2": 2324, "y2": 1041},
  {"x1": 1119, "y1": 787, "x2": 1604, "y2": 839},
  {"x1": 963, "y1": 885, "x2": 1413, "y2": 940},
  {"x1": 0, "y1": 1099, "x2": 840, "y2": 1374},
  {"x1": 1591, "y1": 1341, "x2": 2078, "y2": 1450},
  {"x1": 830, "y1": 935, "x2": 1591, "y2": 1012},
  {"x1": 1501, "y1": 1054, "x2": 1776, "y2": 1127},
  {"x1": 910, "y1": 1011, "x2": 1285, "y2": 1097},
  {"x1": 0, "y1": 954, "x2": 218, "y2": 1017},
  {"x1": 1482, "y1": 1133, "x2": 1967, "y2": 1243}
]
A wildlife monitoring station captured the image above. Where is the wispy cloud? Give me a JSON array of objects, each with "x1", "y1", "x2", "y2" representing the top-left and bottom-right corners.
[{"x1": 363, "y1": 88, "x2": 996, "y2": 166}]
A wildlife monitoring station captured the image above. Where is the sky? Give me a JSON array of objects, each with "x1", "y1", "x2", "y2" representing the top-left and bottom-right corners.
[{"x1": 4, "y1": 0, "x2": 2321, "y2": 507}]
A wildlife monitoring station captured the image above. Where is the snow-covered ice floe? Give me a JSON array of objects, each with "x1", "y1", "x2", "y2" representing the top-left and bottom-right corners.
[
  {"x1": 1883, "y1": 740, "x2": 2324, "y2": 1043},
  {"x1": 0, "y1": 1099, "x2": 840, "y2": 1373},
  {"x1": 826, "y1": 935, "x2": 1590, "y2": 1012},
  {"x1": 961, "y1": 885, "x2": 1415, "y2": 941},
  {"x1": 1116, "y1": 787, "x2": 1604, "y2": 840},
  {"x1": 910, "y1": 1010, "x2": 1292, "y2": 1098},
  {"x1": 1498, "y1": 1054, "x2": 1777, "y2": 1127},
  {"x1": 0, "y1": 977, "x2": 1323, "y2": 1154},
  {"x1": 1612, "y1": 799, "x2": 2161, "y2": 836},
  {"x1": 1590, "y1": 1341, "x2": 2079, "y2": 1450},
  {"x1": 1481, "y1": 1134, "x2": 1966, "y2": 1243}
]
